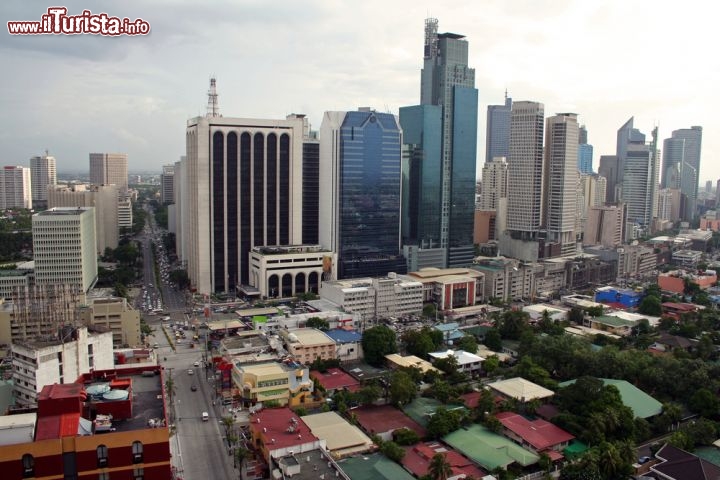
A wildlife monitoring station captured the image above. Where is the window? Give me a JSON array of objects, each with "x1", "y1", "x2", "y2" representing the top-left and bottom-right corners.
[
  {"x1": 133, "y1": 467, "x2": 144, "y2": 480},
  {"x1": 131, "y1": 441, "x2": 143, "y2": 464},
  {"x1": 98, "y1": 473, "x2": 110, "y2": 480},
  {"x1": 97, "y1": 444, "x2": 108, "y2": 468},
  {"x1": 22, "y1": 454, "x2": 34, "y2": 478}
]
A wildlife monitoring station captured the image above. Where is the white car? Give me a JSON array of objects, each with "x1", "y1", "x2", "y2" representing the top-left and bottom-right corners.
[
  {"x1": 187, "y1": 369, "x2": 194, "y2": 375},
  {"x1": 193, "y1": 361, "x2": 200, "y2": 367}
]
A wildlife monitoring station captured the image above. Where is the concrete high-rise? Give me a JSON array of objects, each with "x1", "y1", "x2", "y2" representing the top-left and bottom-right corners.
[
  {"x1": 507, "y1": 101, "x2": 545, "y2": 236},
  {"x1": 160, "y1": 164, "x2": 174, "y2": 204},
  {"x1": 320, "y1": 109, "x2": 406, "y2": 279},
  {"x1": 479, "y1": 157, "x2": 508, "y2": 211},
  {"x1": 584, "y1": 205, "x2": 625, "y2": 248},
  {"x1": 182, "y1": 113, "x2": 305, "y2": 294},
  {"x1": 89, "y1": 153, "x2": 128, "y2": 192},
  {"x1": 544, "y1": 113, "x2": 579, "y2": 256},
  {"x1": 29, "y1": 153, "x2": 57, "y2": 205},
  {"x1": 47, "y1": 184, "x2": 119, "y2": 254},
  {"x1": 418, "y1": 18, "x2": 478, "y2": 267},
  {"x1": 662, "y1": 126, "x2": 702, "y2": 221},
  {"x1": 32, "y1": 207, "x2": 98, "y2": 292},
  {"x1": 598, "y1": 155, "x2": 619, "y2": 203},
  {"x1": 486, "y1": 93, "x2": 512, "y2": 163},
  {"x1": 622, "y1": 125, "x2": 659, "y2": 238},
  {"x1": 0, "y1": 166, "x2": 32, "y2": 209}
]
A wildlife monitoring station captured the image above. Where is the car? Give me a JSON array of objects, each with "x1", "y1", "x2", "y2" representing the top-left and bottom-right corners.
[
  {"x1": 187, "y1": 369, "x2": 194, "y2": 375},
  {"x1": 152, "y1": 343, "x2": 159, "y2": 349},
  {"x1": 193, "y1": 361, "x2": 200, "y2": 367},
  {"x1": 191, "y1": 385, "x2": 198, "y2": 392},
  {"x1": 202, "y1": 412, "x2": 209, "y2": 421}
]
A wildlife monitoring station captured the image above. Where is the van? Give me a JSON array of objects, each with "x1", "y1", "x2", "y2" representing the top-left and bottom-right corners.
[{"x1": 201, "y1": 412, "x2": 209, "y2": 421}]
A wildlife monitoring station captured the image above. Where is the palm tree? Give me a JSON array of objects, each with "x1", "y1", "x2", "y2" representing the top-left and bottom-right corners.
[{"x1": 428, "y1": 453, "x2": 452, "y2": 480}]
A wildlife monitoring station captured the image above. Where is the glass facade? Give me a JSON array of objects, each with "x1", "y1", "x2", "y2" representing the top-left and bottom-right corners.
[
  {"x1": 302, "y1": 141, "x2": 319, "y2": 245},
  {"x1": 337, "y1": 111, "x2": 406, "y2": 278},
  {"x1": 578, "y1": 143, "x2": 594, "y2": 174},
  {"x1": 485, "y1": 95, "x2": 512, "y2": 163}
]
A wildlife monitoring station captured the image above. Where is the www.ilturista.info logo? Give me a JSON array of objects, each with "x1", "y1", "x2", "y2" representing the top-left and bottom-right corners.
[{"x1": 7, "y1": 7, "x2": 150, "y2": 36}]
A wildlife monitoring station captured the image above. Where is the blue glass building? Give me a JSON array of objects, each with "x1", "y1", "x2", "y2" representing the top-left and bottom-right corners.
[
  {"x1": 486, "y1": 94, "x2": 512, "y2": 163},
  {"x1": 319, "y1": 109, "x2": 407, "y2": 279},
  {"x1": 578, "y1": 143, "x2": 594, "y2": 174}
]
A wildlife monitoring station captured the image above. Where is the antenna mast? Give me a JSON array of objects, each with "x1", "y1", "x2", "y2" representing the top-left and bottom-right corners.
[{"x1": 206, "y1": 77, "x2": 220, "y2": 118}]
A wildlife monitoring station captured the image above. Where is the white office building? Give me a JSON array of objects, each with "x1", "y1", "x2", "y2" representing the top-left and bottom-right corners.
[
  {"x1": 32, "y1": 207, "x2": 97, "y2": 292},
  {"x1": 0, "y1": 166, "x2": 32, "y2": 209},
  {"x1": 30, "y1": 154, "x2": 57, "y2": 204},
  {"x1": 89, "y1": 153, "x2": 128, "y2": 192}
]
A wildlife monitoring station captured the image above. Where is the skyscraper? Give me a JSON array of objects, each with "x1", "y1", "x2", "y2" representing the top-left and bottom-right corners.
[
  {"x1": 598, "y1": 155, "x2": 619, "y2": 203},
  {"x1": 486, "y1": 93, "x2": 512, "y2": 163},
  {"x1": 544, "y1": 113, "x2": 579, "y2": 256},
  {"x1": 32, "y1": 207, "x2": 97, "y2": 292},
  {"x1": 507, "y1": 101, "x2": 545, "y2": 236},
  {"x1": 0, "y1": 166, "x2": 32, "y2": 209},
  {"x1": 479, "y1": 157, "x2": 508, "y2": 211},
  {"x1": 577, "y1": 125, "x2": 593, "y2": 174},
  {"x1": 183, "y1": 114, "x2": 305, "y2": 294},
  {"x1": 89, "y1": 153, "x2": 128, "y2": 192},
  {"x1": 622, "y1": 125, "x2": 658, "y2": 238},
  {"x1": 30, "y1": 153, "x2": 57, "y2": 205},
  {"x1": 662, "y1": 126, "x2": 702, "y2": 221},
  {"x1": 319, "y1": 108, "x2": 406, "y2": 279},
  {"x1": 418, "y1": 18, "x2": 478, "y2": 267},
  {"x1": 160, "y1": 165, "x2": 174, "y2": 204}
]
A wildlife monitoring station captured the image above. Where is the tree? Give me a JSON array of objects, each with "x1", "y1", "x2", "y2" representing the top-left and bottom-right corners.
[
  {"x1": 689, "y1": 388, "x2": 720, "y2": 418},
  {"x1": 380, "y1": 440, "x2": 405, "y2": 462},
  {"x1": 455, "y1": 334, "x2": 478, "y2": 354},
  {"x1": 498, "y1": 310, "x2": 530, "y2": 340},
  {"x1": 474, "y1": 388, "x2": 496, "y2": 420},
  {"x1": 638, "y1": 295, "x2": 662, "y2": 316},
  {"x1": 403, "y1": 328, "x2": 436, "y2": 358},
  {"x1": 427, "y1": 407, "x2": 462, "y2": 439},
  {"x1": 356, "y1": 384, "x2": 382, "y2": 406},
  {"x1": 427, "y1": 379, "x2": 454, "y2": 404},
  {"x1": 362, "y1": 325, "x2": 397, "y2": 367},
  {"x1": 428, "y1": 453, "x2": 453, "y2": 480},
  {"x1": 569, "y1": 307, "x2": 585, "y2": 324},
  {"x1": 484, "y1": 328, "x2": 502, "y2": 351},
  {"x1": 389, "y1": 370, "x2": 418, "y2": 407},
  {"x1": 393, "y1": 428, "x2": 420, "y2": 446},
  {"x1": 423, "y1": 303, "x2": 437, "y2": 319},
  {"x1": 482, "y1": 355, "x2": 500, "y2": 376},
  {"x1": 305, "y1": 317, "x2": 330, "y2": 331}
]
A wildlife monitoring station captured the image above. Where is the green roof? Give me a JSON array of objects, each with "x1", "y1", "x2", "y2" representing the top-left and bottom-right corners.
[
  {"x1": 337, "y1": 453, "x2": 415, "y2": 480},
  {"x1": 443, "y1": 424, "x2": 539, "y2": 470},
  {"x1": 563, "y1": 440, "x2": 589, "y2": 459},
  {"x1": 403, "y1": 397, "x2": 466, "y2": 427},
  {"x1": 558, "y1": 378, "x2": 662, "y2": 419}
]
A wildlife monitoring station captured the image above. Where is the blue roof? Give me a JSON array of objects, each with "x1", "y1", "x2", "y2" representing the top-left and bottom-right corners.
[
  {"x1": 434, "y1": 322, "x2": 460, "y2": 332},
  {"x1": 325, "y1": 329, "x2": 363, "y2": 344}
]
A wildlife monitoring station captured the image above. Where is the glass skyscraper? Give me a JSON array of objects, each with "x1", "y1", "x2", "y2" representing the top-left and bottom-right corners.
[
  {"x1": 319, "y1": 109, "x2": 406, "y2": 279},
  {"x1": 662, "y1": 126, "x2": 702, "y2": 221},
  {"x1": 401, "y1": 18, "x2": 478, "y2": 268},
  {"x1": 486, "y1": 93, "x2": 512, "y2": 163}
]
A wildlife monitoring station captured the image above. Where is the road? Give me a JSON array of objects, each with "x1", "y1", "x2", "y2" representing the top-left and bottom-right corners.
[{"x1": 136, "y1": 203, "x2": 239, "y2": 480}]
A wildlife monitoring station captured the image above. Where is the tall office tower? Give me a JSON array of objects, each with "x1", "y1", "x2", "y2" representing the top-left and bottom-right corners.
[
  {"x1": 0, "y1": 166, "x2": 32, "y2": 209},
  {"x1": 160, "y1": 165, "x2": 175, "y2": 204},
  {"x1": 400, "y1": 104, "x2": 442, "y2": 250},
  {"x1": 183, "y1": 94, "x2": 305, "y2": 294},
  {"x1": 584, "y1": 205, "x2": 625, "y2": 248},
  {"x1": 622, "y1": 125, "x2": 658, "y2": 238},
  {"x1": 662, "y1": 126, "x2": 702, "y2": 221},
  {"x1": 419, "y1": 18, "x2": 478, "y2": 267},
  {"x1": 598, "y1": 155, "x2": 619, "y2": 203},
  {"x1": 32, "y1": 207, "x2": 98, "y2": 292},
  {"x1": 579, "y1": 174, "x2": 607, "y2": 211},
  {"x1": 479, "y1": 157, "x2": 508, "y2": 210},
  {"x1": 716, "y1": 179, "x2": 720, "y2": 207},
  {"x1": 89, "y1": 153, "x2": 128, "y2": 192},
  {"x1": 173, "y1": 156, "x2": 186, "y2": 262},
  {"x1": 29, "y1": 153, "x2": 57, "y2": 205},
  {"x1": 657, "y1": 188, "x2": 682, "y2": 222},
  {"x1": 507, "y1": 101, "x2": 545, "y2": 237},
  {"x1": 287, "y1": 114, "x2": 320, "y2": 245},
  {"x1": 319, "y1": 109, "x2": 406, "y2": 279},
  {"x1": 577, "y1": 125, "x2": 593, "y2": 174},
  {"x1": 486, "y1": 93, "x2": 512, "y2": 163},
  {"x1": 544, "y1": 113, "x2": 579, "y2": 256},
  {"x1": 47, "y1": 184, "x2": 119, "y2": 254},
  {"x1": 706, "y1": 180, "x2": 713, "y2": 194}
]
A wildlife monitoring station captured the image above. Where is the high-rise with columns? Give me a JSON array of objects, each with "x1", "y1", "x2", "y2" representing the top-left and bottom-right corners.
[{"x1": 89, "y1": 153, "x2": 128, "y2": 192}]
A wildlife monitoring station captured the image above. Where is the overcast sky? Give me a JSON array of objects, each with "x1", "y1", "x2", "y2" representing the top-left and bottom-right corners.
[{"x1": 1, "y1": 0, "x2": 718, "y2": 184}]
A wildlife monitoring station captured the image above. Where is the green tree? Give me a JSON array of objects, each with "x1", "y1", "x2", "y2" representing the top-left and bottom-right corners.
[
  {"x1": 389, "y1": 370, "x2": 418, "y2": 407},
  {"x1": 380, "y1": 440, "x2": 405, "y2": 462},
  {"x1": 422, "y1": 303, "x2": 437, "y2": 319},
  {"x1": 484, "y1": 328, "x2": 502, "y2": 351},
  {"x1": 393, "y1": 428, "x2": 420, "y2": 446},
  {"x1": 356, "y1": 384, "x2": 382, "y2": 406},
  {"x1": 638, "y1": 295, "x2": 662, "y2": 316},
  {"x1": 305, "y1": 317, "x2": 330, "y2": 331},
  {"x1": 428, "y1": 453, "x2": 453, "y2": 480},
  {"x1": 427, "y1": 407, "x2": 462, "y2": 439},
  {"x1": 455, "y1": 334, "x2": 478, "y2": 354},
  {"x1": 427, "y1": 379, "x2": 455, "y2": 404},
  {"x1": 403, "y1": 328, "x2": 436, "y2": 358},
  {"x1": 498, "y1": 310, "x2": 531, "y2": 340},
  {"x1": 689, "y1": 388, "x2": 720, "y2": 418},
  {"x1": 362, "y1": 325, "x2": 397, "y2": 367},
  {"x1": 482, "y1": 355, "x2": 500, "y2": 376},
  {"x1": 474, "y1": 388, "x2": 496, "y2": 420}
]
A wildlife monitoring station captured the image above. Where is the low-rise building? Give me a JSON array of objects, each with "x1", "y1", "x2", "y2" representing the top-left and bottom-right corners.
[
  {"x1": 78, "y1": 295, "x2": 141, "y2": 347},
  {"x1": 234, "y1": 361, "x2": 316, "y2": 408},
  {"x1": 385, "y1": 354, "x2": 441, "y2": 376},
  {"x1": 282, "y1": 328, "x2": 337, "y2": 365},
  {"x1": 671, "y1": 249, "x2": 703, "y2": 268},
  {"x1": 12, "y1": 326, "x2": 114, "y2": 406},
  {"x1": 487, "y1": 377, "x2": 555, "y2": 404},
  {"x1": 595, "y1": 286, "x2": 643, "y2": 309},
  {"x1": 353, "y1": 405, "x2": 427, "y2": 442},
  {"x1": 428, "y1": 349, "x2": 484, "y2": 375},
  {"x1": 471, "y1": 257, "x2": 534, "y2": 302},
  {"x1": 495, "y1": 411, "x2": 574, "y2": 458},
  {"x1": 248, "y1": 407, "x2": 325, "y2": 465},
  {"x1": 325, "y1": 329, "x2": 363, "y2": 361},
  {"x1": 320, "y1": 274, "x2": 423, "y2": 320},
  {"x1": 658, "y1": 270, "x2": 718, "y2": 295},
  {"x1": 309, "y1": 368, "x2": 360, "y2": 396},
  {"x1": 523, "y1": 304, "x2": 569, "y2": 323},
  {"x1": 402, "y1": 441, "x2": 486, "y2": 479},
  {"x1": 404, "y1": 267, "x2": 485, "y2": 309},
  {"x1": 700, "y1": 210, "x2": 720, "y2": 232},
  {"x1": 249, "y1": 245, "x2": 330, "y2": 298},
  {"x1": 301, "y1": 411, "x2": 374, "y2": 458}
]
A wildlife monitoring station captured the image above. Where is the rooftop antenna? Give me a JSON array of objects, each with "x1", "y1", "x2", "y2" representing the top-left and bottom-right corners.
[{"x1": 206, "y1": 77, "x2": 220, "y2": 118}]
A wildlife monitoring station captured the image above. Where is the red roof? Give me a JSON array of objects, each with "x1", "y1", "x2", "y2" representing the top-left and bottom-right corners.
[
  {"x1": 249, "y1": 408, "x2": 318, "y2": 452},
  {"x1": 35, "y1": 413, "x2": 80, "y2": 441},
  {"x1": 496, "y1": 411, "x2": 574, "y2": 450},
  {"x1": 662, "y1": 302, "x2": 698, "y2": 312},
  {"x1": 353, "y1": 405, "x2": 427, "y2": 438},
  {"x1": 310, "y1": 368, "x2": 361, "y2": 392},
  {"x1": 402, "y1": 442, "x2": 486, "y2": 479}
]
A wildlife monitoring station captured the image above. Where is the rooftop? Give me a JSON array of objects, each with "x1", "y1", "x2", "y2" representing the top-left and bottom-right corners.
[
  {"x1": 301, "y1": 411, "x2": 374, "y2": 456},
  {"x1": 310, "y1": 368, "x2": 360, "y2": 392},
  {"x1": 0, "y1": 413, "x2": 36, "y2": 446},
  {"x1": 496, "y1": 411, "x2": 574, "y2": 451},
  {"x1": 337, "y1": 452, "x2": 416, "y2": 480},
  {"x1": 385, "y1": 354, "x2": 441, "y2": 374},
  {"x1": 353, "y1": 405, "x2": 427, "y2": 438},
  {"x1": 287, "y1": 328, "x2": 334, "y2": 346},
  {"x1": 36, "y1": 207, "x2": 92, "y2": 216},
  {"x1": 325, "y1": 328, "x2": 362, "y2": 344},
  {"x1": 443, "y1": 424, "x2": 539, "y2": 470},
  {"x1": 558, "y1": 378, "x2": 662, "y2": 419},
  {"x1": 403, "y1": 397, "x2": 466, "y2": 428},
  {"x1": 428, "y1": 349, "x2": 484, "y2": 365},
  {"x1": 652, "y1": 443, "x2": 720, "y2": 480},
  {"x1": 402, "y1": 441, "x2": 486, "y2": 480},
  {"x1": 249, "y1": 407, "x2": 318, "y2": 452},
  {"x1": 487, "y1": 377, "x2": 555, "y2": 402}
]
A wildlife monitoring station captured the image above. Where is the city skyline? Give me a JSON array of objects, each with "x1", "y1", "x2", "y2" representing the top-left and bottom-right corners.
[{"x1": 1, "y1": 1, "x2": 717, "y2": 183}]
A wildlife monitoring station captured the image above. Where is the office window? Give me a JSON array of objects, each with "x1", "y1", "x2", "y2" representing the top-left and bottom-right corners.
[
  {"x1": 22, "y1": 454, "x2": 34, "y2": 478},
  {"x1": 133, "y1": 467, "x2": 144, "y2": 480},
  {"x1": 98, "y1": 473, "x2": 110, "y2": 480},
  {"x1": 97, "y1": 444, "x2": 109, "y2": 468},
  {"x1": 132, "y1": 441, "x2": 143, "y2": 464}
]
